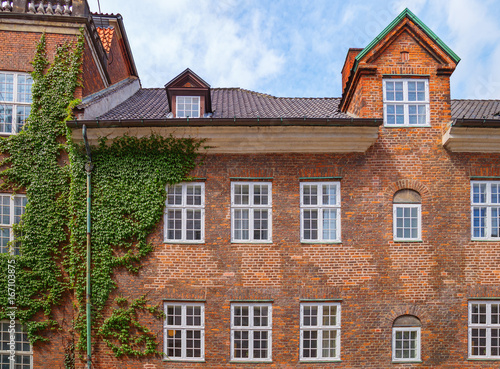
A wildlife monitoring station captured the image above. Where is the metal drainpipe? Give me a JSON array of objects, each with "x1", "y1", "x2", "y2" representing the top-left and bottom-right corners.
[{"x1": 82, "y1": 125, "x2": 93, "y2": 369}]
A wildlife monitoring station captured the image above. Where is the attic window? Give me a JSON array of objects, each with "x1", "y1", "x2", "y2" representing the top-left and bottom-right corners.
[{"x1": 176, "y1": 96, "x2": 200, "y2": 118}]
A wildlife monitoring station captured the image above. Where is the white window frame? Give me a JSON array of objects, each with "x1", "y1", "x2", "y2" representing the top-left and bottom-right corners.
[
  {"x1": 392, "y1": 327, "x2": 421, "y2": 362},
  {"x1": 383, "y1": 79, "x2": 430, "y2": 127},
  {"x1": 299, "y1": 302, "x2": 341, "y2": 361},
  {"x1": 468, "y1": 301, "x2": 500, "y2": 359},
  {"x1": 231, "y1": 303, "x2": 272, "y2": 362},
  {"x1": 0, "y1": 72, "x2": 32, "y2": 135},
  {"x1": 163, "y1": 302, "x2": 205, "y2": 361},
  {"x1": 164, "y1": 182, "x2": 205, "y2": 243},
  {"x1": 300, "y1": 182, "x2": 341, "y2": 243},
  {"x1": 471, "y1": 181, "x2": 500, "y2": 240},
  {"x1": 231, "y1": 182, "x2": 272, "y2": 243},
  {"x1": 176, "y1": 96, "x2": 200, "y2": 118},
  {"x1": 0, "y1": 194, "x2": 27, "y2": 255},
  {"x1": 393, "y1": 203, "x2": 421, "y2": 241},
  {"x1": 0, "y1": 320, "x2": 32, "y2": 369}
]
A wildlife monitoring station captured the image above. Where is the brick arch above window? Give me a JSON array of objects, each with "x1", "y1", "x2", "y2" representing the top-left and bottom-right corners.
[
  {"x1": 379, "y1": 305, "x2": 429, "y2": 328},
  {"x1": 384, "y1": 179, "x2": 431, "y2": 202}
]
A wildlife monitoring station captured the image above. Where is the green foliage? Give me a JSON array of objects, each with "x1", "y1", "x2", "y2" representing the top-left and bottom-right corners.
[
  {"x1": 0, "y1": 32, "x2": 83, "y2": 340},
  {"x1": 0, "y1": 32, "x2": 203, "y2": 358},
  {"x1": 97, "y1": 295, "x2": 165, "y2": 357},
  {"x1": 69, "y1": 134, "x2": 201, "y2": 354}
]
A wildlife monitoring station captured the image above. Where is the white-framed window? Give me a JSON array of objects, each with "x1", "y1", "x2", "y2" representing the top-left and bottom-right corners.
[
  {"x1": 300, "y1": 302, "x2": 341, "y2": 361},
  {"x1": 300, "y1": 182, "x2": 341, "y2": 242},
  {"x1": 0, "y1": 320, "x2": 32, "y2": 369},
  {"x1": 471, "y1": 181, "x2": 500, "y2": 240},
  {"x1": 469, "y1": 301, "x2": 500, "y2": 359},
  {"x1": 383, "y1": 79, "x2": 429, "y2": 126},
  {"x1": 0, "y1": 194, "x2": 27, "y2": 255},
  {"x1": 164, "y1": 302, "x2": 205, "y2": 361},
  {"x1": 393, "y1": 189, "x2": 421, "y2": 241},
  {"x1": 176, "y1": 96, "x2": 200, "y2": 118},
  {"x1": 231, "y1": 182, "x2": 272, "y2": 243},
  {"x1": 0, "y1": 72, "x2": 33, "y2": 134},
  {"x1": 392, "y1": 315, "x2": 421, "y2": 362},
  {"x1": 231, "y1": 303, "x2": 272, "y2": 362},
  {"x1": 164, "y1": 183, "x2": 204, "y2": 243}
]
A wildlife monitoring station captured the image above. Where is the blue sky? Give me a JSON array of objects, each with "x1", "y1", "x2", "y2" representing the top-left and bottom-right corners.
[{"x1": 87, "y1": 0, "x2": 500, "y2": 99}]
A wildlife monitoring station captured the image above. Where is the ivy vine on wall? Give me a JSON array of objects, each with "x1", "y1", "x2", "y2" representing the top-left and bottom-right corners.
[{"x1": 0, "y1": 31, "x2": 203, "y2": 358}]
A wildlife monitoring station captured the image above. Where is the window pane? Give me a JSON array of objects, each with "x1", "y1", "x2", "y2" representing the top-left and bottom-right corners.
[
  {"x1": 0, "y1": 73, "x2": 14, "y2": 102},
  {"x1": 0, "y1": 104, "x2": 13, "y2": 133},
  {"x1": 322, "y1": 209, "x2": 337, "y2": 240},
  {"x1": 234, "y1": 209, "x2": 249, "y2": 240},
  {"x1": 303, "y1": 185, "x2": 317, "y2": 205},
  {"x1": 322, "y1": 184, "x2": 336, "y2": 205},
  {"x1": 253, "y1": 209, "x2": 268, "y2": 240},
  {"x1": 303, "y1": 210, "x2": 318, "y2": 240},
  {"x1": 234, "y1": 185, "x2": 249, "y2": 205},
  {"x1": 303, "y1": 306, "x2": 318, "y2": 326},
  {"x1": 473, "y1": 183, "x2": 487, "y2": 204},
  {"x1": 322, "y1": 330, "x2": 337, "y2": 358},
  {"x1": 254, "y1": 184, "x2": 269, "y2": 205}
]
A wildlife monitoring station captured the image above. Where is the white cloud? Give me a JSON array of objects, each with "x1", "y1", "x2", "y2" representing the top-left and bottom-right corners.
[{"x1": 86, "y1": 0, "x2": 500, "y2": 99}]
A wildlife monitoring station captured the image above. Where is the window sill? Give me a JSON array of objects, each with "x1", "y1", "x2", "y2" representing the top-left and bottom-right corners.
[
  {"x1": 468, "y1": 358, "x2": 500, "y2": 361},
  {"x1": 392, "y1": 360, "x2": 422, "y2": 363},
  {"x1": 384, "y1": 124, "x2": 431, "y2": 128},
  {"x1": 301, "y1": 241, "x2": 342, "y2": 244},
  {"x1": 231, "y1": 241, "x2": 273, "y2": 244},
  {"x1": 299, "y1": 359, "x2": 341, "y2": 363},
  {"x1": 230, "y1": 360, "x2": 272, "y2": 363},
  {"x1": 471, "y1": 238, "x2": 500, "y2": 242},
  {"x1": 163, "y1": 241, "x2": 205, "y2": 245},
  {"x1": 163, "y1": 359, "x2": 205, "y2": 362},
  {"x1": 393, "y1": 239, "x2": 423, "y2": 243}
]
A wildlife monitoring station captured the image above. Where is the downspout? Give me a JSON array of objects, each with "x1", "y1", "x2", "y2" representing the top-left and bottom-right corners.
[{"x1": 82, "y1": 125, "x2": 93, "y2": 369}]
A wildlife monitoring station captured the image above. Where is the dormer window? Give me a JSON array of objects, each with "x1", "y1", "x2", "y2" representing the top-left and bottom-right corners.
[
  {"x1": 176, "y1": 96, "x2": 200, "y2": 118},
  {"x1": 383, "y1": 79, "x2": 429, "y2": 127},
  {"x1": 165, "y1": 69, "x2": 212, "y2": 119}
]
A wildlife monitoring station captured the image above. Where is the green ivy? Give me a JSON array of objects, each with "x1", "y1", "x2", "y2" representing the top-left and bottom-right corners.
[
  {"x1": 0, "y1": 32, "x2": 203, "y2": 359},
  {"x1": 97, "y1": 295, "x2": 165, "y2": 357},
  {"x1": 0, "y1": 32, "x2": 83, "y2": 340}
]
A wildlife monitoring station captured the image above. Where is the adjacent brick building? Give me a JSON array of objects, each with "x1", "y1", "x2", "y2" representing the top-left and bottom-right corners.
[{"x1": 2, "y1": 2, "x2": 500, "y2": 368}]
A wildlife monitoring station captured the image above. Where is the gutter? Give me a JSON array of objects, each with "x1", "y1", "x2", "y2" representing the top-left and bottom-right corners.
[
  {"x1": 451, "y1": 118, "x2": 500, "y2": 128},
  {"x1": 67, "y1": 117, "x2": 382, "y2": 129}
]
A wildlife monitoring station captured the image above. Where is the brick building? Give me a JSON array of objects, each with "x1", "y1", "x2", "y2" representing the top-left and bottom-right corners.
[{"x1": 2, "y1": 1, "x2": 500, "y2": 368}]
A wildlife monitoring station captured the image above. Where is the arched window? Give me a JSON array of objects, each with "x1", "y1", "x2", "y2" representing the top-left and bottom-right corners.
[
  {"x1": 393, "y1": 189, "x2": 421, "y2": 241},
  {"x1": 392, "y1": 315, "x2": 421, "y2": 362},
  {"x1": 0, "y1": 320, "x2": 32, "y2": 368}
]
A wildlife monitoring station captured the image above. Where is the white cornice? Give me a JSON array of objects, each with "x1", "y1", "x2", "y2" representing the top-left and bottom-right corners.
[
  {"x1": 443, "y1": 126, "x2": 500, "y2": 152},
  {"x1": 72, "y1": 125, "x2": 380, "y2": 153}
]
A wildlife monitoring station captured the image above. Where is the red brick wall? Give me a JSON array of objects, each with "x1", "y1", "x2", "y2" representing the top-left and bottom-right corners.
[
  {"x1": 107, "y1": 36, "x2": 131, "y2": 85},
  {"x1": 0, "y1": 31, "x2": 76, "y2": 72},
  {"x1": 73, "y1": 144, "x2": 500, "y2": 367},
  {"x1": 82, "y1": 40, "x2": 107, "y2": 97}
]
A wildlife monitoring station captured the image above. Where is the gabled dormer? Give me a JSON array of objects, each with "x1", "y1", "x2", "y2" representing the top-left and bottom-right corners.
[
  {"x1": 340, "y1": 8, "x2": 460, "y2": 129},
  {"x1": 165, "y1": 68, "x2": 212, "y2": 118}
]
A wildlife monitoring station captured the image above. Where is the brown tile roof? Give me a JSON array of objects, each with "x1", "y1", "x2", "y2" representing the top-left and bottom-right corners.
[
  {"x1": 97, "y1": 27, "x2": 114, "y2": 53},
  {"x1": 451, "y1": 99, "x2": 500, "y2": 120},
  {"x1": 94, "y1": 88, "x2": 500, "y2": 121},
  {"x1": 97, "y1": 88, "x2": 351, "y2": 120}
]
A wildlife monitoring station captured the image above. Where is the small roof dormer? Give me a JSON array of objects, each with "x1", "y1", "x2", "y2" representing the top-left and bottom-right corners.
[
  {"x1": 165, "y1": 68, "x2": 212, "y2": 118},
  {"x1": 340, "y1": 8, "x2": 460, "y2": 118}
]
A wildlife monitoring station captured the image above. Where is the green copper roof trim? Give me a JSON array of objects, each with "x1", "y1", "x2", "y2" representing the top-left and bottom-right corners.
[{"x1": 353, "y1": 8, "x2": 460, "y2": 73}]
